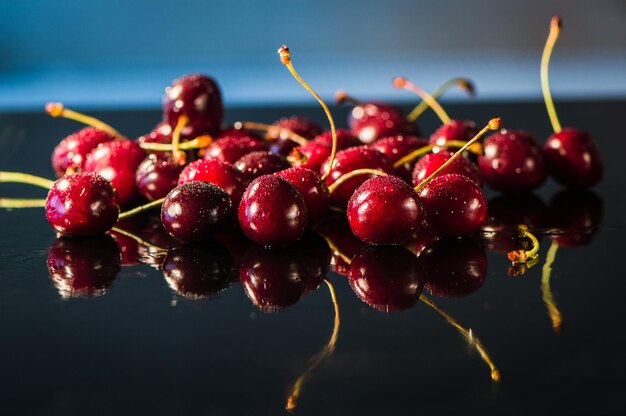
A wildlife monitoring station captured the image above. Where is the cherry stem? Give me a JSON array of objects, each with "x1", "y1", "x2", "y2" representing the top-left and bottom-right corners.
[
  {"x1": 0, "y1": 171, "x2": 54, "y2": 189},
  {"x1": 392, "y1": 140, "x2": 483, "y2": 169},
  {"x1": 393, "y1": 77, "x2": 451, "y2": 124},
  {"x1": 45, "y1": 102, "x2": 122, "y2": 138},
  {"x1": 110, "y1": 226, "x2": 167, "y2": 253},
  {"x1": 334, "y1": 89, "x2": 362, "y2": 106},
  {"x1": 507, "y1": 224, "x2": 540, "y2": 264},
  {"x1": 286, "y1": 278, "x2": 340, "y2": 413},
  {"x1": 118, "y1": 198, "x2": 165, "y2": 220},
  {"x1": 235, "y1": 121, "x2": 309, "y2": 147},
  {"x1": 327, "y1": 169, "x2": 389, "y2": 195},
  {"x1": 0, "y1": 198, "x2": 47, "y2": 209},
  {"x1": 541, "y1": 16, "x2": 563, "y2": 134},
  {"x1": 139, "y1": 135, "x2": 213, "y2": 152},
  {"x1": 278, "y1": 45, "x2": 338, "y2": 182},
  {"x1": 541, "y1": 240, "x2": 562, "y2": 333},
  {"x1": 321, "y1": 235, "x2": 352, "y2": 266},
  {"x1": 414, "y1": 118, "x2": 501, "y2": 193},
  {"x1": 171, "y1": 116, "x2": 189, "y2": 165},
  {"x1": 420, "y1": 294, "x2": 501, "y2": 382},
  {"x1": 406, "y1": 78, "x2": 475, "y2": 123}
]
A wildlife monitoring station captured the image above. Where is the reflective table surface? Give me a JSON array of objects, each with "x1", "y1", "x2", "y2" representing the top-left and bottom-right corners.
[{"x1": 1, "y1": 101, "x2": 625, "y2": 415}]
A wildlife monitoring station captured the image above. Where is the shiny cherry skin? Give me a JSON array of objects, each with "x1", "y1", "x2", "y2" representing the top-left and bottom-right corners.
[
  {"x1": 163, "y1": 242, "x2": 234, "y2": 299},
  {"x1": 371, "y1": 135, "x2": 428, "y2": 182},
  {"x1": 136, "y1": 122, "x2": 198, "y2": 149},
  {"x1": 314, "y1": 215, "x2": 368, "y2": 276},
  {"x1": 479, "y1": 129, "x2": 547, "y2": 193},
  {"x1": 349, "y1": 245, "x2": 424, "y2": 313},
  {"x1": 422, "y1": 238, "x2": 487, "y2": 298},
  {"x1": 269, "y1": 116, "x2": 322, "y2": 155},
  {"x1": 544, "y1": 128, "x2": 603, "y2": 188},
  {"x1": 51, "y1": 127, "x2": 117, "y2": 177},
  {"x1": 178, "y1": 158, "x2": 246, "y2": 207},
  {"x1": 204, "y1": 132, "x2": 268, "y2": 164},
  {"x1": 238, "y1": 175, "x2": 308, "y2": 246},
  {"x1": 429, "y1": 119, "x2": 478, "y2": 150},
  {"x1": 234, "y1": 151, "x2": 290, "y2": 184},
  {"x1": 348, "y1": 102, "x2": 412, "y2": 144},
  {"x1": 314, "y1": 128, "x2": 361, "y2": 149},
  {"x1": 163, "y1": 74, "x2": 223, "y2": 135},
  {"x1": 347, "y1": 175, "x2": 422, "y2": 245},
  {"x1": 289, "y1": 141, "x2": 331, "y2": 172},
  {"x1": 84, "y1": 140, "x2": 146, "y2": 205},
  {"x1": 45, "y1": 173, "x2": 120, "y2": 236},
  {"x1": 161, "y1": 182, "x2": 232, "y2": 243},
  {"x1": 135, "y1": 153, "x2": 183, "y2": 201},
  {"x1": 549, "y1": 190, "x2": 603, "y2": 247},
  {"x1": 412, "y1": 150, "x2": 482, "y2": 187},
  {"x1": 275, "y1": 167, "x2": 330, "y2": 225},
  {"x1": 321, "y1": 145, "x2": 394, "y2": 208},
  {"x1": 47, "y1": 235, "x2": 121, "y2": 298},
  {"x1": 418, "y1": 173, "x2": 487, "y2": 237}
]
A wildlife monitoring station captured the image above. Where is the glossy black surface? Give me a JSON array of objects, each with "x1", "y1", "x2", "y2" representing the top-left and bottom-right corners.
[{"x1": 1, "y1": 101, "x2": 625, "y2": 415}]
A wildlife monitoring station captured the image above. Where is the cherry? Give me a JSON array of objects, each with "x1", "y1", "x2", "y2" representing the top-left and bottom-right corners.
[
  {"x1": 163, "y1": 74, "x2": 223, "y2": 135},
  {"x1": 178, "y1": 158, "x2": 246, "y2": 207},
  {"x1": 314, "y1": 129, "x2": 360, "y2": 150},
  {"x1": 412, "y1": 150, "x2": 482, "y2": 187},
  {"x1": 268, "y1": 116, "x2": 322, "y2": 155},
  {"x1": 348, "y1": 246, "x2": 424, "y2": 313},
  {"x1": 234, "y1": 150, "x2": 290, "y2": 184},
  {"x1": 135, "y1": 153, "x2": 183, "y2": 201},
  {"x1": 421, "y1": 238, "x2": 487, "y2": 298},
  {"x1": 314, "y1": 215, "x2": 368, "y2": 276},
  {"x1": 238, "y1": 175, "x2": 308, "y2": 246},
  {"x1": 371, "y1": 135, "x2": 428, "y2": 182},
  {"x1": 418, "y1": 173, "x2": 487, "y2": 237},
  {"x1": 429, "y1": 119, "x2": 478, "y2": 150},
  {"x1": 288, "y1": 141, "x2": 331, "y2": 172},
  {"x1": 549, "y1": 190, "x2": 603, "y2": 247},
  {"x1": 47, "y1": 235, "x2": 121, "y2": 298},
  {"x1": 161, "y1": 181, "x2": 232, "y2": 242},
  {"x1": 163, "y1": 242, "x2": 234, "y2": 299},
  {"x1": 203, "y1": 131, "x2": 268, "y2": 164},
  {"x1": 347, "y1": 175, "x2": 422, "y2": 245},
  {"x1": 541, "y1": 17, "x2": 603, "y2": 189},
  {"x1": 51, "y1": 127, "x2": 117, "y2": 177},
  {"x1": 45, "y1": 172, "x2": 120, "y2": 236},
  {"x1": 275, "y1": 167, "x2": 330, "y2": 225},
  {"x1": 84, "y1": 140, "x2": 147, "y2": 205},
  {"x1": 136, "y1": 121, "x2": 198, "y2": 149}
]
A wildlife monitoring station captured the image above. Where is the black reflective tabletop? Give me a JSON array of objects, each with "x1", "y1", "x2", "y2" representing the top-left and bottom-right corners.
[{"x1": 1, "y1": 101, "x2": 625, "y2": 415}]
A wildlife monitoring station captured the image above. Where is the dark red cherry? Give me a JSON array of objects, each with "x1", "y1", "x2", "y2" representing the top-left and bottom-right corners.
[
  {"x1": 422, "y1": 238, "x2": 487, "y2": 298},
  {"x1": 47, "y1": 235, "x2": 121, "y2": 298},
  {"x1": 163, "y1": 242, "x2": 234, "y2": 299},
  {"x1": 412, "y1": 150, "x2": 482, "y2": 187},
  {"x1": 314, "y1": 215, "x2": 368, "y2": 276},
  {"x1": 403, "y1": 225, "x2": 439, "y2": 257},
  {"x1": 161, "y1": 182, "x2": 232, "y2": 243},
  {"x1": 51, "y1": 127, "x2": 117, "y2": 177},
  {"x1": 418, "y1": 173, "x2": 487, "y2": 237},
  {"x1": 348, "y1": 246, "x2": 424, "y2": 313},
  {"x1": 314, "y1": 129, "x2": 361, "y2": 150},
  {"x1": 347, "y1": 102, "x2": 411, "y2": 144},
  {"x1": 321, "y1": 145, "x2": 394, "y2": 208},
  {"x1": 163, "y1": 74, "x2": 223, "y2": 135},
  {"x1": 275, "y1": 167, "x2": 330, "y2": 225},
  {"x1": 429, "y1": 119, "x2": 478, "y2": 150},
  {"x1": 135, "y1": 153, "x2": 183, "y2": 201},
  {"x1": 347, "y1": 175, "x2": 422, "y2": 245},
  {"x1": 204, "y1": 132, "x2": 268, "y2": 164},
  {"x1": 178, "y1": 158, "x2": 246, "y2": 207},
  {"x1": 288, "y1": 141, "x2": 331, "y2": 172},
  {"x1": 45, "y1": 173, "x2": 119, "y2": 236},
  {"x1": 269, "y1": 116, "x2": 322, "y2": 155},
  {"x1": 136, "y1": 122, "x2": 198, "y2": 149},
  {"x1": 84, "y1": 140, "x2": 146, "y2": 205},
  {"x1": 544, "y1": 128, "x2": 602, "y2": 188},
  {"x1": 234, "y1": 151, "x2": 290, "y2": 184},
  {"x1": 478, "y1": 129, "x2": 547, "y2": 193},
  {"x1": 371, "y1": 135, "x2": 428, "y2": 182},
  {"x1": 549, "y1": 190, "x2": 603, "y2": 247},
  {"x1": 238, "y1": 175, "x2": 308, "y2": 246}
]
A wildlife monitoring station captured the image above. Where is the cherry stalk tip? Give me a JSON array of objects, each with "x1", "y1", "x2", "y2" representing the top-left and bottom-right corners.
[
  {"x1": 392, "y1": 77, "x2": 406, "y2": 88},
  {"x1": 551, "y1": 16, "x2": 562, "y2": 30},
  {"x1": 45, "y1": 102, "x2": 64, "y2": 117},
  {"x1": 278, "y1": 45, "x2": 291, "y2": 65},
  {"x1": 488, "y1": 118, "x2": 502, "y2": 130}
]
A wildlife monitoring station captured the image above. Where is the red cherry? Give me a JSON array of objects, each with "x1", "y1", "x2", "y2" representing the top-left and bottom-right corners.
[
  {"x1": 371, "y1": 135, "x2": 428, "y2": 182},
  {"x1": 51, "y1": 127, "x2": 117, "y2": 177},
  {"x1": 288, "y1": 141, "x2": 331, "y2": 172},
  {"x1": 136, "y1": 122, "x2": 199, "y2": 149},
  {"x1": 45, "y1": 173, "x2": 119, "y2": 236},
  {"x1": 275, "y1": 167, "x2": 330, "y2": 225},
  {"x1": 429, "y1": 119, "x2": 478, "y2": 150},
  {"x1": 313, "y1": 129, "x2": 361, "y2": 150},
  {"x1": 178, "y1": 158, "x2": 246, "y2": 207},
  {"x1": 269, "y1": 116, "x2": 322, "y2": 155},
  {"x1": 412, "y1": 150, "x2": 482, "y2": 187},
  {"x1": 204, "y1": 131, "x2": 268, "y2": 164},
  {"x1": 347, "y1": 175, "x2": 422, "y2": 245},
  {"x1": 478, "y1": 129, "x2": 547, "y2": 193},
  {"x1": 234, "y1": 151, "x2": 290, "y2": 184},
  {"x1": 544, "y1": 128, "x2": 602, "y2": 188},
  {"x1": 238, "y1": 175, "x2": 308, "y2": 246},
  {"x1": 418, "y1": 173, "x2": 487, "y2": 237},
  {"x1": 135, "y1": 153, "x2": 183, "y2": 201},
  {"x1": 314, "y1": 215, "x2": 368, "y2": 276}
]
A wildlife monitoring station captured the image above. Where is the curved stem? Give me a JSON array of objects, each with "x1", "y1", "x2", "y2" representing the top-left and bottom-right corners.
[
  {"x1": 110, "y1": 226, "x2": 167, "y2": 253},
  {"x1": 407, "y1": 78, "x2": 475, "y2": 123},
  {"x1": 321, "y1": 235, "x2": 352, "y2": 266},
  {"x1": 279, "y1": 46, "x2": 337, "y2": 182},
  {"x1": 420, "y1": 295, "x2": 501, "y2": 382},
  {"x1": 139, "y1": 135, "x2": 213, "y2": 152},
  {"x1": 45, "y1": 102, "x2": 122, "y2": 138},
  {"x1": 286, "y1": 278, "x2": 340, "y2": 413},
  {"x1": 0, "y1": 171, "x2": 54, "y2": 189},
  {"x1": 0, "y1": 198, "x2": 47, "y2": 208},
  {"x1": 393, "y1": 144, "x2": 434, "y2": 169},
  {"x1": 118, "y1": 198, "x2": 165, "y2": 220},
  {"x1": 541, "y1": 16, "x2": 563, "y2": 133},
  {"x1": 171, "y1": 115, "x2": 189, "y2": 164},
  {"x1": 541, "y1": 240, "x2": 562, "y2": 333},
  {"x1": 507, "y1": 224, "x2": 541, "y2": 264},
  {"x1": 393, "y1": 77, "x2": 451, "y2": 124},
  {"x1": 327, "y1": 169, "x2": 388, "y2": 195},
  {"x1": 335, "y1": 89, "x2": 362, "y2": 106},
  {"x1": 236, "y1": 121, "x2": 308, "y2": 147}
]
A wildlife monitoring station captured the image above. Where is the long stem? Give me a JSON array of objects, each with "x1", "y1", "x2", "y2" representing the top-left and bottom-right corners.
[
  {"x1": 279, "y1": 46, "x2": 337, "y2": 182},
  {"x1": 110, "y1": 226, "x2": 167, "y2": 253},
  {"x1": 118, "y1": 198, "x2": 165, "y2": 220},
  {"x1": 540, "y1": 16, "x2": 563, "y2": 133},
  {"x1": 0, "y1": 171, "x2": 54, "y2": 189},
  {"x1": 45, "y1": 102, "x2": 122, "y2": 138},
  {"x1": 414, "y1": 118, "x2": 501, "y2": 192},
  {"x1": 541, "y1": 240, "x2": 562, "y2": 333},
  {"x1": 327, "y1": 169, "x2": 389, "y2": 195},
  {"x1": 171, "y1": 115, "x2": 189, "y2": 164},
  {"x1": 407, "y1": 78, "x2": 475, "y2": 123},
  {"x1": 393, "y1": 77, "x2": 451, "y2": 124},
  {"x1": 236, "y1": 121, "x2": 308, "y2": 146},
  {"x1": 0, "y1": 198, "x2": 47, "y2": 208},
  {"x1": 420, "y1": 295, "x2": 501, "y2": 382},
  {"x1": 139, "y1": 135, "x2": 213, "y2": 152},
  {"x1": 286, "y1": 278, "x2": 340, "y2": 413}
]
